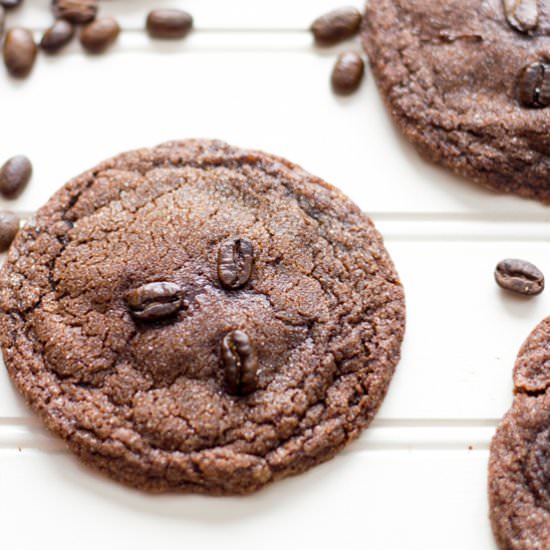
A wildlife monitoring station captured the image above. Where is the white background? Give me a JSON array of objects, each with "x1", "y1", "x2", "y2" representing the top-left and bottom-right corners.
[{"x1": 2, "y1": 1, "x2": 550, "y2": 548}]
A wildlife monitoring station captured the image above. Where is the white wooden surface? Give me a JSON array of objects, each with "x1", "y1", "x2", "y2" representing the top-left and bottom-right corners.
[{"x1": 2, "y1": 1, "x2": 549, "y2": 548}]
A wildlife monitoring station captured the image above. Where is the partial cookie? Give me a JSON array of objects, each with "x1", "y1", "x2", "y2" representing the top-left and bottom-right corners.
[
  {"x1": 363, "y1": 0, "x2": 550, "y2": 203},
  {"x1": 489, "y1": 317, "x2": 550, "y2": 548},
  {"x1": 0, "y1": 140, "x2": 405, "y2": 494}
]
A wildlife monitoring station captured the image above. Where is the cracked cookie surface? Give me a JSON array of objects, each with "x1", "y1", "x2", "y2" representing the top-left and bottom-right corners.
[
  {"x1": 0, "y1": 140, "x2": 405, "y2": 494},
  {"x1": 490, "y1": 317, "x2": 550, "y2": 548},
  {"x1": 363, "y1": 0, "x2": 550, "y2": 203}
]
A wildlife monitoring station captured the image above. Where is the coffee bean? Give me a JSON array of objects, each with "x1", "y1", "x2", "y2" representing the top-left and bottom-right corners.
[
  {"x1": 331, "y1": 51, "x2": 365, "y2": 95},
  {"x1": 146, "y1": 9, "x2": 193, "y2": 39},
  {"x1": 218, "y1": 237, "x2": 254, "y2": 290},
  {"x1": 80, "y1": 17, "x2": 120, "y2": 54},
  {"x1": 495, "y1": 259, "x2": 544, "y2": 295},
  {"x1": 52, "y1": 0, "x2": 97, "y2": 24},
  {"x1": 221, "y1": 330, "x2": 258, "y2": 395},
  {"x1": 3, "y1": 28, "x2": 37, "y2": 78},
  {"x1": 0, "y1": 156, "x2": 32, "y2": 199},
  {"x1": 0, "y1": 211, "x2": 20, "y2": 252},
  {"x1": 311, "y1": 6, "x2": 362, "y2": 46},
  {"x1": 503, "y1": 0, "x2": 538, "y2": 33},
  {"x1": 518, "y1": 62, "x2": 550, "y2": 108},
  {"x1": 0, "y1": 0, "x2": 22, "y2": 9},
  {"x1": 127, "y1": 281, "x2": 183, "y2": 321},
  {"x1": 40, "y1": 20, "x2": 75, "y2": 53}
]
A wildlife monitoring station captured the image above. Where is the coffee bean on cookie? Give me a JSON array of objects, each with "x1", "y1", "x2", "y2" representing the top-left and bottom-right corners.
[
  {"x1": 503, "y1": 0, "x2": 538, "y2": 33},
  {"x1": 221, "y1": 330, "x2": 258, "y2": 395},
  {"x1": 127, "y1": 282, "x2": 183, "y2": 321},
  {"x1": 517, "y1": 62, "x2": 550, "y2": 108},
  {"x1": 217, "y1": 237, "x2": 254, "y2": 289}
]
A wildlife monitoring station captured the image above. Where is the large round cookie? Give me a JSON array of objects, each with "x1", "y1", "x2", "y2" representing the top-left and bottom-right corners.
[
  {"x1": 363, "y1": 0, "x2": 550, "y2": 203},
  {"x1": 489, "y1": 317, "x2": 550, "y2": 548},
  {"x1": 0, "y1": 140, "x2": 405, "y2": 494}
]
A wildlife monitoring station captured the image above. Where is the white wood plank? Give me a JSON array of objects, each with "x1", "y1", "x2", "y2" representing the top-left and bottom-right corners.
[
  {"x1": 0, "y1": 449, "x2": 495, "y2": 550},
  {"x1": 9, "y1": 0, "x2": 366, "y2": 30},
  {"x1": 379, "y1": 239, "x2": 549, "y2": 420},
  {"x1": 0, "y1": 237, "x2": 547, "y2": 421},
  {"x1": 2, "y1": 48, "x2": 549, "y2": 216},
  {"x1": 377, "y1": 218, "x2": 550, "y2": 240}
]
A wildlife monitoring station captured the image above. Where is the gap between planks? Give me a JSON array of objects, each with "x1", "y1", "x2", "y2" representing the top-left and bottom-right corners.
[
  {"x1": 9, "y1": 212, "x2": 550, "y2": 242},
  {"x1": 0, "y1": 418, "x2": 499, "y2": 453},
  {"x1": 12, "y1": 211, "x2": 550, "y2": 222},
  {"x1": 18, "y1": 30, "x2": 349, "y2": 54},
  {"x1": 8, "y1": 0, "x2": 367, "y2": 33}
]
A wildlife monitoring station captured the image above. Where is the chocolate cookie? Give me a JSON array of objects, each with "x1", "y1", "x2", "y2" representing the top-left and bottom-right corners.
[
  {"x1": 0, "y1": 140, "x2": 405, "y2": 494},
  {"x1": 489, "y1": 317, "x2": 550, "y2": 548},
  {"x1": 363, "y1": 0, "x2": 550, "y2": 203}
]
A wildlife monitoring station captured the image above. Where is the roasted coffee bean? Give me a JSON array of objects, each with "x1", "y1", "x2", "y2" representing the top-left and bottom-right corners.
[
  {"x1": 518, "y1": 62, "x2": 550, "y2": 108},
  {"x1": 311, "y1": 6, "x2": 362, "y2": 46},
  {"x1": 52, "y1": 0, "x2": 97, "y2": 24},
  {"x1": 146, "y1": 9, "x2": 193, "y2": 39},
  {"x1": 127, "y1": 282, "x2": 183, "y2": 321},
  {"x1": 40, "y1": 20, "x2": 75, "y2": 53},
  {"x1": 331, "y1": 51, "x2": 365, "y2": 95},
  {"x1": 0, "y1": 155, "x2": 32, "y2": 199},
  {"x1": 3, "y1": 28, "x2": 37, "y2": 78},
  {"x1": 0, "y1": 211, "x2": 20, "y2": 252},
  {"x1": 80, "y1": 17, "x2": 120, "y2": 53},
  {"x1": 503, "y1": 0, "x2": 539, "y2": 33},
  {"x1": 221, "y1": 330, "x2": 258, "y2": 395},
  {"x1": 495, "y1": 259, "x2": 545, "y2": 295},
  {"x1": 218, "y1": 237, "x2": 254, "y2": 290},
  {"x1": 0, "y1": 0, "x2": 22, "y2": 9}
]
